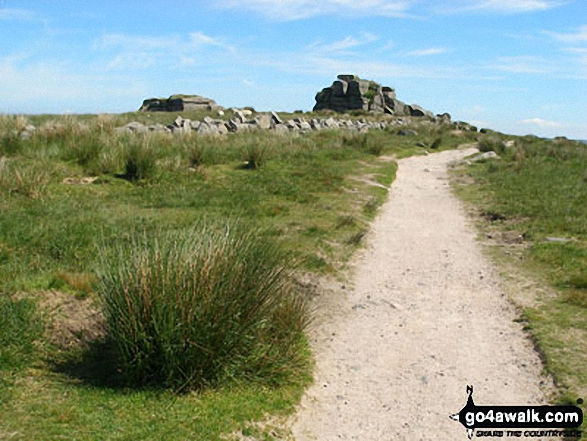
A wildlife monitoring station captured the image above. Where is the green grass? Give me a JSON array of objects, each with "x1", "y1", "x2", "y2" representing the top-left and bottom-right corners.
[
  {"x1": 96, "y1": 223, "x2": 309, "y2": 390},
  {"x1": 0, "y1": 112, "x2": 474, "y2": 439},
  {"x1": 0, "y1": 295, "x2": 43, "y2": 371},
  {"x1": 451, "y1": 135, "x2": 587, "y2": 412},
  {"x1": 0, "y1": 377, "x2": 306, "y2": 440}
]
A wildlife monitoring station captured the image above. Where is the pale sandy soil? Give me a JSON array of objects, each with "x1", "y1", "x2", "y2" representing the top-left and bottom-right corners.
[{"x1": 291, "y1": 148, "x2": 553, "y2": 440}]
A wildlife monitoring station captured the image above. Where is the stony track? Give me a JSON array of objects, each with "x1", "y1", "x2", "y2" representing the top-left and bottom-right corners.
[{"x1": 291, "y1": 148, "x2": 551, "y2": 441}]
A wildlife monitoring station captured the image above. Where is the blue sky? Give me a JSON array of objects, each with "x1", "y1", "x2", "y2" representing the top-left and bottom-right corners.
[{"x1": 1, "y1": 0, "x2": 586, "y2": 138}]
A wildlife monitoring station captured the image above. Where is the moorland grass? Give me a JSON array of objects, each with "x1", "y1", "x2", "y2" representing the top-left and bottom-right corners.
[
  {"x1": 0, "y1": 295, "x2": 43, "y2": 371},
  {"x1": 452, "y1": 135, "x2": 587, "y2": 408},
  {"x1": 97, "y1": 222, "x2": 309, "y2": 390},
  {"x1": 0, "y1": 112, "x2": 476, "y2": 438}
]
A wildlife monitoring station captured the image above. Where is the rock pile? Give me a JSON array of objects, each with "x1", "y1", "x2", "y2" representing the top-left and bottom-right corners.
[
  {"x1": 139, "y1": 95, "x2": 223, "y2": 113},
  {"x1": 114, "y1": 111, "x2": 426, "y2": 136},
  {"x1": 314, "y1": 74, "x2": 434, "y2": 117}
]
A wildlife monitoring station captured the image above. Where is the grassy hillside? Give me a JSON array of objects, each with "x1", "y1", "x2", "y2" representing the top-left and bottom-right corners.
[{"x1": 0, "y1": 112, "x2": 475, "y2": 439}]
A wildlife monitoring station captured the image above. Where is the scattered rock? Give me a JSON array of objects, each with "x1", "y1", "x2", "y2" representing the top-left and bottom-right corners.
[
  {"x1": 299, "y1": 121, "x2": 312, "y2": 131},
  {"x1": 253, "y1": 114, "x2": 272, "y2": 130},
  {"x1": 19, "y1": 125, "x2": 36, "y2": 140},
  {"x1": 62, "y1": 177, "x2": 98, "y2": 185},
  {"x1": 271, "y1": 111, "x2": 283, "y2": 126},
  {"x1": 139, "y1": 94, "x2": 222, "y2": 112},
  {"x1": 115, "y1": 121, "x2": 148, "y2": 134},
  {"x1": 545, "y1": 237, "x2": 574, "y2": 243},
  {"x1": 274, "y1": 124, "x2": 290, "y2": 135},
  {"x1": 148, "y1": 123, "x2": 169, "y2": 132},
  {"x1": 470, "y1": 151, "x2": 500, "y2": 162}
]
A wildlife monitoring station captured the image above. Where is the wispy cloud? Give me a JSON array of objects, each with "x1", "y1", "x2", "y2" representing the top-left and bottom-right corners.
[
  {"x1": 0, "y1": 8, "x2": 37, "y2": 21},
  {"x1": 96, "y1": 34, "x2": 182, "y2": 51},
  {"x1": 408, "y1": 47, "x2": 448, "y2": 57},
  {"x1": 520, "y1": 118, "x2": 562, "y2": 128},
  {"x1": 96, "y1": 31, "x2": 234, "y2": 52},
  {"x1": 94, "y1": 31, "x2": 235, "y2": 71},
  {"x1": 307, "y1": 33, "x2": 379, "y2": 53},
  {"x1": 564, "y1": 47, "x2": 587, "y2": 54},
  {"x1": 0, "y1": 55, "x2": 147, "y2": 113},
  {"x1": 211, "y1": 0, "x2": 415, "y2": 21},
  {"x1": 435, "y1": 0, "x2": 565, "y2": 14},
  {"x1": 105, "y1": 53, "x2": 159, "y2": 70},
  {"x1": 545, "y1": 24, "x2": 587, "y2": 43},
  {"x1": 189, "y1": 32, "x2": 235, "y2": 51},
  {"x1": 211, "y1": 0, "x2": 567, "y2": 20},
  {"x1": 251, "y1": 51, "x2": 465, "y2": 80},
  {"x1": 490, "y1": 56, "x2": 556, "y2": 73}
]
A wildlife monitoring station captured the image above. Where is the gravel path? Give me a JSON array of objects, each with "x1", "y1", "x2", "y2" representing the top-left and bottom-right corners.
[{"x1": 291, "y1": 148, "x2": 551, "y2": 440}]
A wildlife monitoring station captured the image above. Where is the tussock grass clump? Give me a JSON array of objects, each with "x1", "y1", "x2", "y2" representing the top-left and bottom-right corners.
[
  {"x1": 187, "y1": 141, "x2": 214, "y2": 168},
  {"x1": 96, "y1": 222, "x2": 310, "y2": 390},
  {"x1": 241, "y1": 143, "x2": 269, "y2": 169},
  {"x1": 60, "y1": 133, "x2": 104, "y2": 171},
  {"x1": 478, "y1": 135, "x2": 505, "y2": 154},
  {"x1": 1, "y1": 131, "x2": 24, "y2": 156},
  {"x1": 122, "y1": 137, "x2": 159, "y2": 181},
  {"x1": 0, "y1": 157, "x2": 51, "y2": 199},
  {"x1": 0, "y1": 115, "x2": 29, "y2": 156},
  {"x1": 342, "y1": 133, "x2": 383, "y2": 156}
]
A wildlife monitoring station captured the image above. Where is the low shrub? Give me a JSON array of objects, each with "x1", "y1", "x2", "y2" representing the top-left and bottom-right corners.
[{"x1": 96, "y1": 222, "x2": 310, "y2": 390}]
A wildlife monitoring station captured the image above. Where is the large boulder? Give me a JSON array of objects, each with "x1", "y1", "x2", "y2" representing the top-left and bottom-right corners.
[
  {"x1": 313, "y1": 75, "x2": 433, "y2": 117},
  {"x1": 140, "y1": 94, "x2": 223, "y2": 112}
]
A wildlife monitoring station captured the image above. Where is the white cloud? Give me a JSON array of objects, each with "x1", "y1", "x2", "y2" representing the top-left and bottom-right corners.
[
  {"x1": 520, "y1": 118, "x2": 562, "y2": 128},
  {"x1": 255, "y1": 52, "x2": 464, "y2": 80},
  {"x1": 95, "y1": 34, "x2": 182, "y2": 51},
  {"x1": 94, "y1": 31, "x2": 235, "y2": 71},
  {"x1": 0, "y1": 55, "x2": 147, "y2": 113},
  {"x1": 211, "y1": 0, "x2": 566, "y2": 19},
  {"x1": 0, "y1": 8, "x2": 37, "y2": 21},
  {"x1": 468, "y1": 119, "x2": 487, "y2": 127},
  {"x1": 105, "y1": 53, "x2": 158, "y2": 71},
  {"x1": 379, "y1": 40, "x2": 395, "y2": 51},
  {"x1": 564, "y1": 47, "x2": 587, "y2": 54},
  {"x1": 546, "y1": 25, "x2": 587, "y2": 43},
  {"x1": 211, "y1": 0, "x2": 415, "y2": 21},
  {"x1": 95, "y1": 31, "x2": 233, "y2": 52},
  {"x1": 308, "y1": 33, "x2": 379, "y2": 53},
  {"x1": 490, "y1": 56, "x2": 555, "y2": 74},
  {"x1": 189, "y1": 32, "x2": 235, "y2": 51},
  {"x1": 408, "y1": 47, "x2": 448, "y2": 57},
  {"x1": 435, "y1": 0, "x2": 565, "y2": 13}
]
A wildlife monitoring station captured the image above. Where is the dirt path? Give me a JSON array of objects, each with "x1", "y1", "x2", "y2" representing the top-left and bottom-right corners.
[{"x1": 291, "y1": 148, "x2": 551, "y2": 440}]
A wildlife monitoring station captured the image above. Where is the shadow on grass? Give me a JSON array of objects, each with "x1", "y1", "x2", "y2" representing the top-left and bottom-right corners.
[{"x1": 51, "y1": 339, "x2": 130, "y2": 390}]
